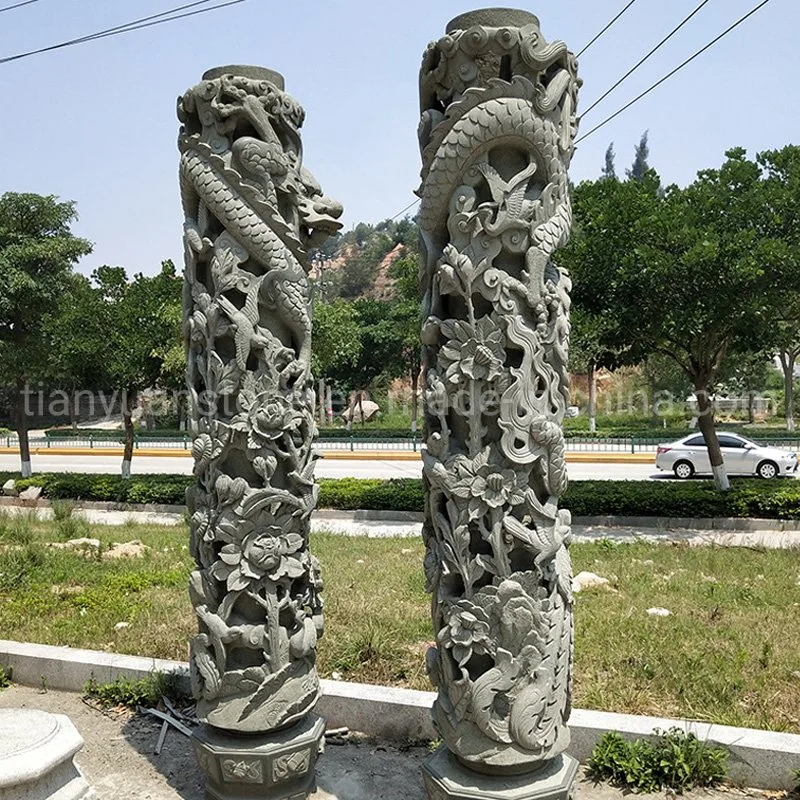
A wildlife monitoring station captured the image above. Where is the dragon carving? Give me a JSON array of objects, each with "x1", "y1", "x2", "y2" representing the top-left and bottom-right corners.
[
  {"x1": 418, "y1": 12, "x2": 581, "y2": 778},
  {"x1": 178, "y1": 66, "x2": 342, "y2": 734}
]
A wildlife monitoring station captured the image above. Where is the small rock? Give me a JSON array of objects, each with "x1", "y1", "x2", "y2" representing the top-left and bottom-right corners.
[
  {"x1": 114, "y1": 622, "x2": 130, "y2": 632},
  {"x1": 19, "y1": 486, "x2": 42, "y2": 502},
  {"x1": 647, "y1": 607, "x2": 672, "y2": 617},
  {"x1": 356, "y1": 559, "x2": 365, "y2": 564},
  {"x1": 572, "y1": 572, "x2": 610, "y2": 593},
  {"x1": 51, "y1": 538, "x2": 100, "y2": 551},
  {"x1": 103, "y1": 540, "x2": 148, "y2": 560},
  {"x1": 331, "y1": 671, "x2": 342, "y2": 681},
  {"x1": 2, "y1": 479, "x2": 17, "y2": 497}
]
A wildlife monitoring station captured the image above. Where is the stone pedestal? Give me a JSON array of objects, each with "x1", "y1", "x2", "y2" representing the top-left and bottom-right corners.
[
  {"x1": 192, "y1": 713, "x2": 325, "y2": 800},
  {"x1": 423, "y1": 747, "x2": 578, "y2": 800},
  {"x1": 0, "y1": 709, "x2": 94, "y2": 800}
]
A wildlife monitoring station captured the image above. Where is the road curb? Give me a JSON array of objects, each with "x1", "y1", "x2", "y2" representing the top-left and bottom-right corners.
[
  {"x1": 0, "y1": 640, "x2": 797, "y2": 789},
  {"x1": 1, "y1": 498, "x2": 797, "y2": 533}
]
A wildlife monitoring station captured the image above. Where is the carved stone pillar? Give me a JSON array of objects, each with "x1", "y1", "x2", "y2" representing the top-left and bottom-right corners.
[
  {"x1": 178, "y1": 65, "x2": 342, "y2": 800},
  {"x1": 417, "y1": 10, "x2": 581, "y2": 800}
]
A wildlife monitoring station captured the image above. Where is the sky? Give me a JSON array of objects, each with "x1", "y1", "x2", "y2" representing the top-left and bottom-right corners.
[{"x1": 1, "y1": 0, "x2": 797, "y2": 277}]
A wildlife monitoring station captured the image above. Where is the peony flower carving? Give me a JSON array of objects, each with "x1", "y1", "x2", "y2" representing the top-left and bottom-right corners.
[
  {"x1": 450, "y1": 447, "x2": 528, "y2": 518},
  {"x1": 438, "y1": 316, "x2": 505, "y2": 385},
  {"x1": 209, "y1": 526, "x2": 306, "y2": 592},
  {"x1": 437, "y1": 599, "x2": 495, "y2": 666}
]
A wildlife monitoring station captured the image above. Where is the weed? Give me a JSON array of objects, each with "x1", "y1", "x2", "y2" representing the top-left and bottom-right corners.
[
  {"x1": 84, "y1": 671, "x2": 187, "y2": 709},
  {"x1": 0, "y1": 543, "x2": 45, "y2": 590},
  {"x1": 0, "y1": 664, "x2": 12, "y2": 689},
  {"x1": 50, "y1": 500, "x2": 90, "y2": 542},
  {"x1": 587, "y1": 728, "x2": 728, "y2": 793}
]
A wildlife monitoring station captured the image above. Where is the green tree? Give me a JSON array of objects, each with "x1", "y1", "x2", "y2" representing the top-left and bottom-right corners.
[
  {"x1": 568, "y1": 149, "x2": 799, "y2": 490},
  {"x1": 311, "y1": 298, "x2": 362, "y2": 423},
  {"x1": 389, "y1": 253, "x2": 422, "y2": 430},
  {"x1": 602, "y1": 142, "x2": 616, "y2": 179},
  {"x1": 0, "y1": 193, "x2": 92, "y2": 475},
  {"x1": 43, "y1": 272, "x2": 109, "y2": 428},
  {"x1": 93, "y1": 261, "x2": 181, "y2": 476},
  {"x1": 626, "y1": 130, "x2": 650, "y2": 183}
]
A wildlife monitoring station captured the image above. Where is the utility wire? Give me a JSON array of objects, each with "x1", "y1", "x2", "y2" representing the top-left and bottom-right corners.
[
  {"x1": 0, "y1": 0, "x2": 246, "y2": 65},
  {"x1": 390, "y1": 198, "x2": 420, "y2": 221},
  {"x1": 577, "y1": 0, "x2": 638, "y2": 58},
  {"x1": 0, "y1": 0, "x2": 39, "y2": 12},
  {"x1": 575, "y1": 0, "x2": 774, "y2": 145},
  {"x1": 581, "y1": 0, "x2": 713, "y2": 118}
]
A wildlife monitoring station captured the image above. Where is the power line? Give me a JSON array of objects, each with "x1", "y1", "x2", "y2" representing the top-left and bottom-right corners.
[
  {"x1": 0, "y1": 0, "x2": 40, "y2": 12},
  {"x1": 390, "y1": 198, "x2": 420, "y2": 221},
  {"x1": 577, "y1": 0, "x2": 638, "y2": 58},
  {"x1": 0, "y1": 0, "x2": 246, "y2": 65},
  {"x1": 581, "y1": 0, "x2": 712, "y2": 118},
  {"x1": 575, "y1": 0, "x2": 774, "y2": 145}
]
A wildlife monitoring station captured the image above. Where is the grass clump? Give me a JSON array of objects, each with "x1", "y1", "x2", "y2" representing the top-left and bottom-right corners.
[
  {"x1": 84, "y1": 671, "x2": 187, "y2": 709},
  {"x1": 0, "y1": 664, "x2": 12, "y2": 689},
  {"x1": 587, "y1": 729, "x2": 728, "y2": 793}
]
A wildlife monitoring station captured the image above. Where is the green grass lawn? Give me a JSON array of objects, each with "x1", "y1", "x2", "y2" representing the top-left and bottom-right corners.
[{"x1": 0, "y1": 513, "x2": 798, "y2": 733}]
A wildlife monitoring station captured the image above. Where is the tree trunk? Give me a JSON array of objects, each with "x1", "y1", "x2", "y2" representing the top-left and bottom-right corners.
[
  {"x1": 318, "y1": 378, "x2": 326, "y2": 427},
  {"x1": 410, "y1": 365, "x2": 419, "y2": 435},
  {"x1": 779, "y1": 350, "x2": 796, "y2": 432},
  {"x1": 15, "y1": 378, "x2": 32, "y2": 478},
  {"x1": 121, "y1": 388, "x2": 135, "y2": 479},
  {"x1": 587, "y1": 361, "x2": 597, "y2": 433},
  {"x1": 747, "y1": 391, "x2": 755, "y2": 425},
  {"x1": 326, "y1": 383, "x2": 333, "y2": 424},
  {"x1": 695, "y1": 384, "x2": 729, "y2": 491},
  {"x1": 358, "y1": 391, "x2": 365, "y2": 427},
  {"x1": 70, "y1": 388, "x2": 79, "y2": 430},
  {"x1": 346, "y1": 390, "x2": 357, "y2": 432}
]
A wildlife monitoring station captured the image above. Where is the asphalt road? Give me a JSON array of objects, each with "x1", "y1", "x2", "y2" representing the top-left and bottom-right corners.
[{"x1": 0, "y1": 453, "x2": 670, "y2": 481}]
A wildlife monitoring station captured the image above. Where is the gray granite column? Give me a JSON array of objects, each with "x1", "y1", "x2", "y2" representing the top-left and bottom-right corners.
[
  {"x1": 417, "y1": 10, "x2": 581, "y2": 800},
  {"x1": 179, "y1": 65, "x2": 342, "y2": 800}
]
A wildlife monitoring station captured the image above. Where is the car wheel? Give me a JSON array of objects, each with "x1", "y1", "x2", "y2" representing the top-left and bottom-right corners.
[
  {"x1": 673, "y1": 460, "x2": 694, "y2": 479},
  {"x1": 756, "y1": 460, "x2": 778, "y2": 479}
]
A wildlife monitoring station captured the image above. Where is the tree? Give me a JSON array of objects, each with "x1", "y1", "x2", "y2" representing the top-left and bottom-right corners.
[
  {"x1": 602, "y1": 142, "x2": 616, "y2": 179},
  {"x1": 311, "y1": 298, "x2": 362, "y2": 423},
  {"x1": 626, "y1": 130, "x2": 650, "y2": 183},
  {"x1": 94, "y1": 261, "x2": 181, "y2": 476},
  {"x1": 567, "y1": 149, "x2": 800, "y2": 490},
  {"x1": 388, "y1": 253, "x2": 422, "y2": 430},
  {"x1": 43, "y1": 272, "x2": 109, "y2": 428},
  {"x1": 757, "y1": 146, "x2": 800, "y2": 429},
  {"x1": 0, "y1": 193, "x2": 92, "y2": 476}
]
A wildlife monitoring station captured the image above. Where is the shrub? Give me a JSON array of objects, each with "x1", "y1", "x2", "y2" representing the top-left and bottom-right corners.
[
  {"x1": 84, "y1": 672, "x2": 188, "y2": 709},
  {"x1": 588, "y1": 729, "x2": 727, "y2": 793}
]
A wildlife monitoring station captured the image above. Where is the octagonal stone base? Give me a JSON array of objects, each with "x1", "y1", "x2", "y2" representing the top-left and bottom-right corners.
[
  {"x1": 422, "y1": 746, "x2": 578, "y2": 800},
  {"x1": 193, "y1": 713, "x2": 325, "y2": 800},
  {"x1": 0, "y1": 709, "x2": 95, "y2": 800}
]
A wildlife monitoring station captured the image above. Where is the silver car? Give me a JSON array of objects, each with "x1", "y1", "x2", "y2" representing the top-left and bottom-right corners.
[{"x1": 655, "y1": 433, "x2": 798, "y2": 479}]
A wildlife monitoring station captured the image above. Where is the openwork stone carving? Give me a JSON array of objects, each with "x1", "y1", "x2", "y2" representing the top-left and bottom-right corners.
[
  {"x1": 179, "y1": 65, "x2": 342, "y2": 738},
  {"x1": 418, "y1": 9, "x2": 581, "y2": 784}
]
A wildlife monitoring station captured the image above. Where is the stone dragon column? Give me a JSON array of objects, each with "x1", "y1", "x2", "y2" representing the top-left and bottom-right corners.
[
  {"x1": 178, "y1": 66, "x2": 342, "y2": 800},
  {"x1": 417, "y1": 11, "x2": 581, "y2": 800}
]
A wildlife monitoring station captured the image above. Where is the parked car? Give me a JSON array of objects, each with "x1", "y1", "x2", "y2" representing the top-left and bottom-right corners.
[{"x1": 655, "y1": 432, "x2": 798, "y2": 479}]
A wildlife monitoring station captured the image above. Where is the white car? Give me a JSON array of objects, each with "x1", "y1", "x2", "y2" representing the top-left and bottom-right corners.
[{"x1": 655, "y1": 433, "x2": 798, "y2": 479}]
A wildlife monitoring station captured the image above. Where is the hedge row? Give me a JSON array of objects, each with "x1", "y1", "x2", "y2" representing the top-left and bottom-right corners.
[{"x1": 3, "y1": 472, "x2": 800, "y2": 520}]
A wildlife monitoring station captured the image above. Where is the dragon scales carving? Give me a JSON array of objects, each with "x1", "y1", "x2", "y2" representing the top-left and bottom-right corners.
[
  {"x1": 179, "y1": 66, "x2": 342, "y2": 734},
  {"x1": 418, "y1": 11, "x2": 581, "y2": 776}
]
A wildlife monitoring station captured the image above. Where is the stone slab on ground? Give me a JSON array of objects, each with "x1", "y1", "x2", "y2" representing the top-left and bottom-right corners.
[{"x1": 0, "y1": 686, "x2": 782, "y2": 800}]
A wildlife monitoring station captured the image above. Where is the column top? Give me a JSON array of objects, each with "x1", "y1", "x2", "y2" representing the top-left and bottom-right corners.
[
  {"x1": 201, "y1": 65, "x2": 285, "y2": 89},
  {"x1": 446, "y1": 7, "x2": 540, "y2": 33}
]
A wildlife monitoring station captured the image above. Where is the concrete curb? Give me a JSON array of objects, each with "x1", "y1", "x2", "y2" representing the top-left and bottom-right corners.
[{"x1": 0, "y1": 640, "x2": 797, "y2": 789}]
